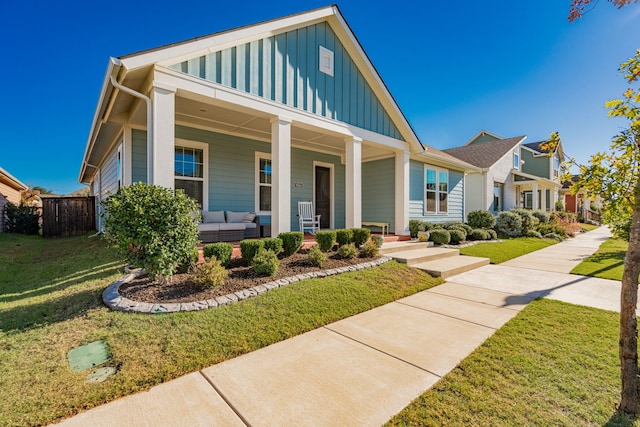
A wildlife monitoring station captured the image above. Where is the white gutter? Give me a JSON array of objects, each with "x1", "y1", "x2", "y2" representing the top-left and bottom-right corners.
[{"x1": 108, "y1": 62, "x2": 153, "y2": 184}]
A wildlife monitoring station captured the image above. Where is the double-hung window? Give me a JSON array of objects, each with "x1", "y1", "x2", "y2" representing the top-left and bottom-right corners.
[
  {"x1": 425, "y1": 166, "x2": 448, "y2": 214},
  {"x1": 255, "y1": 152, "x2": 272, "y2": 214},
  {"x1": 175, "y1": 141, "x2": 207, "y2": 209}
]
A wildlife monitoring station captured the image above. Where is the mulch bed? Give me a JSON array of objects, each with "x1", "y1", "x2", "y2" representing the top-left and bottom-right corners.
[{"x1": 119, "y1": 249, "x2": 381, "y2": 304}]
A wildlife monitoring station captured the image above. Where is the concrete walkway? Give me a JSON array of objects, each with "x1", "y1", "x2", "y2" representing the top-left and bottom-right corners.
[{"x1": 55, "y1": 226, "x2": 619, "y2": 427}]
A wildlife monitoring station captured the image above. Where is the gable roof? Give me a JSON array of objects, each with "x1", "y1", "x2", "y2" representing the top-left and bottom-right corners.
[
  {"x1": 0, "y1": 166, "x2": 28, "y2": 192},
  {"x1": 464, "y1": 129, "x2": 503, "y2": 146},
  {"x1": 443, "y1": 136, "x2": 527, "y2": 169},
  {"x1": 522, "y1": 140, "x2": 546, "y2": 154}
]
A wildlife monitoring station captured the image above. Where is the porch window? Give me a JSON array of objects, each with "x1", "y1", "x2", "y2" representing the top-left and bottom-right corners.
[
  {"x1": 175, "y1": 145, "x2": 205, "y2": 208},
  {"x1": 493, "y1": 182, "x2": 503, "y2": 212},
  {"x1": 255, "y1": 152, "x2": 272, "y2": 213},
  {"x1": 425, "y1": 166, "x2": 448, "y2": 214}
]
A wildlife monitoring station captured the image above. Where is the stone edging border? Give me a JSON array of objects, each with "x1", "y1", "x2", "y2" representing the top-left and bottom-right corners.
[{"x1": 103, "y1": 256, "x2": 392, "y2": 314}]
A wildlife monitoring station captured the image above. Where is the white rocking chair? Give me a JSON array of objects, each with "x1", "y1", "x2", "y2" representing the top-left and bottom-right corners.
[{"x1": 298, "y1": 201, "x2": 321, "y2": 234}]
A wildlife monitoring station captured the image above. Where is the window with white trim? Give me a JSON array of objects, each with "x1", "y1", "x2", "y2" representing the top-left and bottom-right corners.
[
  {"x1": 513, "y1": 152, "x2": 520, "y2": 170},
  {"x1": 425, "y1": 166, "x2": 448, "y2": 214},
  {"x1": 175, "y1": 145, "x2": 205, "y2": 208},
  {"x1": 255, "y1": 152, "x2": 272, "y2": 213},
  {"x1": 493, "y1": 182, "x2": 503, "y2": 212},
  {"x1": 553, "y1": 153, "x2": 561, "y2": 178}
]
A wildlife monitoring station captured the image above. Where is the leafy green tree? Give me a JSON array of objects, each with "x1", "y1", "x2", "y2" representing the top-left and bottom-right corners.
[{"x1": 101, "y1": 182, "x2": 200, "y2": 283}]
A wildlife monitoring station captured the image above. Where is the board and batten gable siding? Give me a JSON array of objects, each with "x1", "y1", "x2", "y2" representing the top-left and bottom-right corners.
[
  {"x1": 409, "y1": 160, "x2": 464, "y2": 223},
  {"x1": 521, "y1": 149, "x2": 549, "y2": 179},
  {"x1": 168, "y1": 21, "x2": 403, "y2": 140},
  {"x1": 131, "y1": 126, "x2": 346, "y2": 231},
  {"x1": 132, "y1": 129, "x2": 147, "y2": 183},
  {"x1": 362, "y1": 158, "x2": 395, "y2": 232}
]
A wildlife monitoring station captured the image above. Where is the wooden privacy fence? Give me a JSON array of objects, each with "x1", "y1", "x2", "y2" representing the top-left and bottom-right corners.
[{"x1": 42, "y1": 197, "x2": 96, "y2": 238}]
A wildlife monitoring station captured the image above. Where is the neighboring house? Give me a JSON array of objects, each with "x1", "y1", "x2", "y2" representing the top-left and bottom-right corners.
[
  {"x1": 78, "y1": 5, "x2": 477, "y2": 236},
  {"x1": 444, "y1": 130, "x2": 564, "y2": 218},
  {"x1": 560, "y1": 175, "x2": 603, "y2": 222},
  {"x1": 0, "y1": 166, "x2": 29, "y2": 232}
]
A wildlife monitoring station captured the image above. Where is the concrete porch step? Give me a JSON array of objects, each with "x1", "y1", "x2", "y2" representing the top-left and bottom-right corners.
[
  {"x1": 411, "y1": 256, "x2": 490, "y2": 279},
  {"x1": 390, "y1": 247, "x2": 459, "y2": 266},
  {"x1": 379, "y1": 240, "x2": 433, "y2": 255}
]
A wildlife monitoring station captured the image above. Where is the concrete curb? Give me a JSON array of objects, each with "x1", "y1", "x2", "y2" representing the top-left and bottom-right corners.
[{"x1": 103, "y1": 256, "x2": 392, "y2": 314}]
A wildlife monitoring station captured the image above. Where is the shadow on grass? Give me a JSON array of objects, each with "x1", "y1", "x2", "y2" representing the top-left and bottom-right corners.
[
  {"x1": 604, "y1": 410, "x2": 637, "y2": 426},
  {"x1": 0, "y1": 287, "x2": 104, "y2": 333},
  {"x1": 0, "y1": 261, "x2": 121, "y2": 304}
]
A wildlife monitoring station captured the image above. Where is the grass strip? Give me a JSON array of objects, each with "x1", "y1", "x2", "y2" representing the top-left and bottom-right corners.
[
  {"x1": 571, "y1": 237, "x2": 626, "y2": 281},
  {"x1": 459, "y1": 237, "x2": 557, "y2": 264}
]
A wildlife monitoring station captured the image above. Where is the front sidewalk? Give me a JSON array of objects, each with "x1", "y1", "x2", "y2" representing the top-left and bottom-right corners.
[{"x1": 55, "y1": 227, "x2": 616, "y2": 427}]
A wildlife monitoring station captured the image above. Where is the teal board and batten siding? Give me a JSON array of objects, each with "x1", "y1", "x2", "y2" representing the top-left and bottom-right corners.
[
  {"x1": 521, "y1": 149, "x2": 549, "y2": 178},
  {"x1": 409, "y1": 160, "x2": 464, "y2": 224},
  {"x1": 168, "y1": 21, "x2": 403, "y2": 141},
  {"x1": 362, "y1": 158, "x2": 395, "y2": 233},
  {"x1": 131, "y1": 126, "x2": 345, "y2": 231},
  {"x1": 132, "y1": 130, "x2": 148, "y2": 183}
]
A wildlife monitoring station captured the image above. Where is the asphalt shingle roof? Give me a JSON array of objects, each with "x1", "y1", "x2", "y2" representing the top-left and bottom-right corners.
[
  {"x1": 523, "y1": 140, "x2": 548, "y2": 153},
  {"x1": 442, "y1": 136, "x2": 526, "y2": 169}
]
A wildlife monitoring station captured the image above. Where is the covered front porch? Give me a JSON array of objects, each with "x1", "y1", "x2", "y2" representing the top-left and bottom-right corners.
[
  {"x1": 513, "y1": 171, "x2": 561, "y2": 211},
  {"x1": 113, "y1": 65, "x2": 415, "y2": 236}
]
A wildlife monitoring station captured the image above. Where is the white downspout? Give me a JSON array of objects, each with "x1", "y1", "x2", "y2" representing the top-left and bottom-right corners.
[{"x1": 108, "y1": 73, "x2": 153, "y2": 184}]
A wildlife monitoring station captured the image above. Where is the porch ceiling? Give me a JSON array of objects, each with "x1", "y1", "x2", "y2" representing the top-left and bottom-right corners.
[{"x1": 128, "y1": 96, "x2": 394, "y2": 161}]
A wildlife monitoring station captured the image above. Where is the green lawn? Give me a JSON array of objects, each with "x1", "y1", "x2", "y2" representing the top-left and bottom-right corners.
[
  {"x1": 580, "y1": 223, "x2": 601, "y2": 232},
  {"x1": 0, "y1": 233, "x2": 442, "y2": 426},
  {"x1": 388, "y1": 299, "x2": 637, "y2": 427},
  {"x1": 571, "y1": 237, "x2": 626, "y2": 281},
  {"x1": 459, "y1": 237, "x2": 558, "y2": 264}
]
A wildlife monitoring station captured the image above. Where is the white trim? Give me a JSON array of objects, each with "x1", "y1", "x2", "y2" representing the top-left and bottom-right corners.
[
  {"x1": 513, "y1": 151, "x2": 520, "y2": 171},
  {"x1": 424, "y1": 165, "x2": 449, "y2": 215},
  {"x1": 319, "y1": 45, "x2": 334, "y2": 77},
  {"x1": 122, "y1": 126, "x2": 133, "y2": 186},
  {"x1": 255, "y1": 151, "x2": 272, "y2": 215},
  {"x1": 175, "y1": 138, "x2": 209, "y2": 210},
  {"x1": 313, "y1": 161, "x2": 335, "y2": 230}
]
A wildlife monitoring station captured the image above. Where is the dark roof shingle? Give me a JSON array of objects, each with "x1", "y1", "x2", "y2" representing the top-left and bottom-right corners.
[{"x1": 442, "y1": 136, "x2": 526, "y2": 168}]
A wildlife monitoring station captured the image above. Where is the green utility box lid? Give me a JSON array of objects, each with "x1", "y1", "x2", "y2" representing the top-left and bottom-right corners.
[{"x1": 67, "y1": 340, "x2": 111, "y2": 372}]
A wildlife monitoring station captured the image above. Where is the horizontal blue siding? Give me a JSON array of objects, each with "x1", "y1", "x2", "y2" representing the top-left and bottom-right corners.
[
  {"x1": 409, "y1": 160, "x2": 465, "y2": 224},
  {"x1": 169, "y1": 21, "x2": 403, "y2": 141},
  {"x1": 362, "y1": 158, "x2": 395, "y2": 232},
  {"x1": 100, "y1": 144, "x2": 119, "y2": 197}
]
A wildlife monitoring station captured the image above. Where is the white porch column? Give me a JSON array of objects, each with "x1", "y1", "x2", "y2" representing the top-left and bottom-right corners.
[
  {"x1": 541, "y1": 187, "x2": 547, "y2": 211},
  {"x1": 531, "y1": 182, "x2": 539, "y2": 210},
  {"x1": 345, "y1": 137, "x2": 362, "y2": 229},
  {"x1": 394, "y1": 151, "x2": 410, "y2": 235},
  {"x1": 271, "y1": 116, "x2": 292, "y2": 236},
  {"x1": 582, "y1": 194, "x2": 590, "y2": 218},
  {"x1": 151, "y1": 82, "x2": 176, "y2": 188}
]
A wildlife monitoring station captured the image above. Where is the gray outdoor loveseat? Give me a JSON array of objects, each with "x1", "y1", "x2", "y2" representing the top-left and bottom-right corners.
[{"x1": 198, "y1": 210, "x2": 260, "y2": 243}]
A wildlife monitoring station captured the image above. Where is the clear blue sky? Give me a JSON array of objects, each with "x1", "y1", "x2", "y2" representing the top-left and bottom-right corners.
[{"x1": 1, "y1": 1, "x2": 638, "y2": 194}]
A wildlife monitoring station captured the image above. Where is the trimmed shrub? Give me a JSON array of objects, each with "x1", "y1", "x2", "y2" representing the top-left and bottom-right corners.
[
  {"x1": 100, "y1": 182, "x2": 200, "y2": 282},
  {"x1": 352, "y1": 228, "x2": 371, "y2": 247},
  {"x1": 448, "y1": 229, "x2": 466, "y2": 244},
  {"x1": 551, "y1": 211, "x2": 578, "y2": 223},
  {"x1": 177, "y1": 246, "x2": 200, "y2": 273},
  {"x1": 203, "y1": 242, "x2": 233, "y2": 267},
  {"x1": 335, "y1": 229, "x2": 354, "y2": 246},
  {"x1": 467, "y1": 210, "x2": 496, "y2": 229},
  {"x1": 537, "y1": 223, "x2": 568, "y2": 238},
  {"x1": 252, "y1": 248, "x2": 280, "y2": 276},
  {"x1": 525, "y1": 230, "x2": 543, "y2": 238},
  {"x1": 459, "y1": 223, "x2": 473, "y2": 234},
  {"x1": 512, "y1": 208, "x2": 539, "y2": 234},
  {"x1": 278, "y1": 232, "x2": 304, "y2": 256},
  {"x1": 337, "y1": 243, "x2": 358, "y2": 259},
  {"x1": 240, "y1": 239, "x2": 264, "y2": 263},
  {"x1": 486, "y1": 229, "x2": 498, "y2": 240},
  {"x1": 544, "y1": 233, "x2": 564, "y2": 241},
  {"x1": 262, "y1": 237, "x2": 283, "y2": 254},
  {"x1": 409, "y1": 219, "x2": 426, "y2": 238},
  {"x1": 360, "y1": 239, "x2": 379, "y2": 258},
  {"x1": 429, "y1": 228, "x2": 451, "y2": 245},
  {"x1": 496, "y1": 211, "x2": 523, "y2": 237},
  {"x1": 315, "y1": 231, "x2": 337, "y2": 252},
  {"x1": 308, "y1": 245, "x2": 327, "y2": 267},
  {"x1": 192, "y1": 257, "x2": 227, "y2": 288},
  {"x1": 469, "y1": 229, "x2": 490, "y2": 241},
  {"x1": 3, "y1": 202, "x2": 40, "y2": 234},
  {"x1": 531, "y1": 210, "x2": 550, "y2": 224}
]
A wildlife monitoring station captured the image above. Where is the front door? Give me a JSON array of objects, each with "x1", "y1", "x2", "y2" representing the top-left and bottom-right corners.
[{"x1": 315, "y1": 166, "x2": 331, "y2": 229}]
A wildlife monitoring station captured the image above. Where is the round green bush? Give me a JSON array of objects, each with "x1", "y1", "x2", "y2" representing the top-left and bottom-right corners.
[
  {"x1": 337, "y1": 243, "x2": 358, "y2": 259},
  {"x1": 449, "y1": 229, "x2": 466, "y2": 244},
  {"x1": 203, "y1": 242, "x2": 233, "y2": 267},
  {"x1": 192, "y1": 257, "x2": 227, "y2": 288},
  {"x1": 486, "y1": 229, "x2": 498, "y2": 240},
  {"x1": 531, "y1": 210, "x2": 550, "y2": 224},
  {"x1": 496, "y1": 211, "x2": 523, "y2": 237},
  {"x1": 278, "y1": 232, "x2": 304, "y2": 256},
  {"x1": 3, "y1": 202, "x2": 40, "y2": 234},
  {"x1": 308, "y1": 245, "x2": 327, "y2": 267},
  {"x1": 429, "y1": 228, "x2": 451, "y2": 245},
  {"x1": 262, "y1": 237, "x2": 283, "y2": 254},
  {"x1": 352, "y1": 228, "x2": 371, "y2": 247},
  {"x1": 335, "y1": 229, "x2": 354, "y2": 246},
  {"x1": 467, "y1": 210, "x2": 496, "y2": 229},
  {"x1": 315, "y1": 231, "x2": 337, "y2": 251},
  {"x1": 511, "y1": 208, "x2": 539, "y2": 234},
  {"x1": 252, "y1": 248, "x2": 280, "y2": 276},
  {"x1": 240, "y1": 239, "x2": 265, "y2": 263},
  {"x1": 469, "y1": 229, "x2": 490, "y2": 240},
  {"x1": 543, "y1": 232, "x2": 564, "y2": 241},
  {"x1": 359, "y1": 239, "x2": 379, "y2": 258},
  {"x1": 525, "y1": 230, "x2": 543, "y2": 238},
  {"x1": 459, "y1": 223, "x2": 473, "y2": 234},
  {"x1": 101, "y1": 182, "x2": 200, "y2": 282}
]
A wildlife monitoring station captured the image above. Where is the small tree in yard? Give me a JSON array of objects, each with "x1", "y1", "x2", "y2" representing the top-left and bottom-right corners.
[{"x1": 101, "y1": 182, "x2": 200, "y2": 284}]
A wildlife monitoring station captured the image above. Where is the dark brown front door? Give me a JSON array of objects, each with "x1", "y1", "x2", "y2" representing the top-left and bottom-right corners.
[{"x1": 315, "y1": 166, "x2": 331, "y2": 229}]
